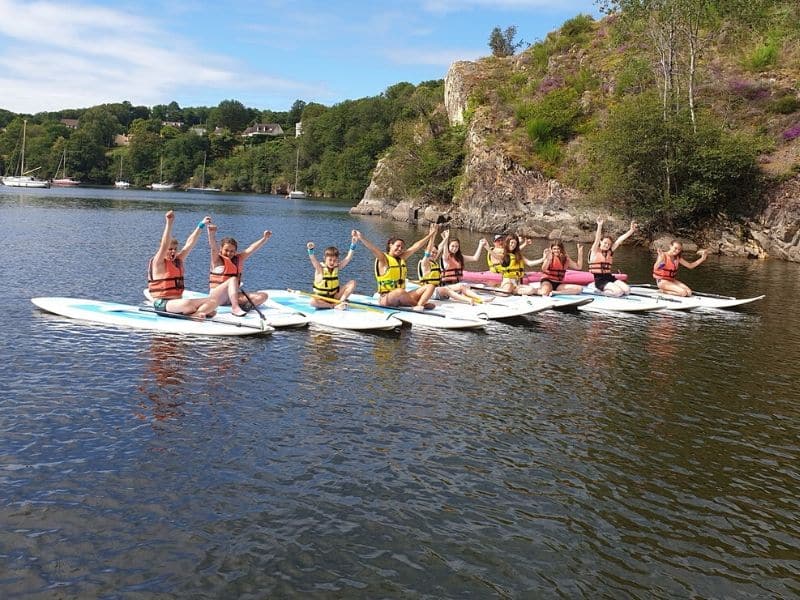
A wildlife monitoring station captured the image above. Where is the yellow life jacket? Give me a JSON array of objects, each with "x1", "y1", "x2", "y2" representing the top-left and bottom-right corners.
[
  {"x1": 417, "y1": 258, "x2": 442, "y2": 286},
  {"x1": 313, "y1": 266, "x2": 340, "y2": 297},
  {"x1": 499, "y1": 253, "x2": 524, "y2": 281},
  {"x1": 375, "y1": 253, "x2": 406, "y2": 294}
]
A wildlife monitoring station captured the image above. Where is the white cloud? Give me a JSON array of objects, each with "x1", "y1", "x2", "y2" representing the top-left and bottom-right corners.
[{"x1": 0, "y1": 0, "x2": 307, "y2": 112}]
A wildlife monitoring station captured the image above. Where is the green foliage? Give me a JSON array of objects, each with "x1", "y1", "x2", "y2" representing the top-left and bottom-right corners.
[
  {"x1": 559, "y1": 14, "x2": 595, "y2": 41},
  {"x1": 768, "y1": 94, "x2": 800, "y2": 114},
  {"x1": 489, "y1": 25, "x2": 523, "y2": 57},
  {"x1": 518, "y1": 88, "x2": 582, "y2": 164},
  {"x1": 587, "y1": 92, "x2": 764, "y2": 228},
  {"x1": 744, "y1": 35, "x2": 780, "y2": 71},
  {"x1": 615, "y1": 56, "x2": 654, "y2": 97}
]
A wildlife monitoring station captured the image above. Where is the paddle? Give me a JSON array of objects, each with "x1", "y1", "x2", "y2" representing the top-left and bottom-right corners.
[
  {"x1": 292, "y1": 289, "x2": 486, "y2": 322},
  {"x1": 407, "y1": 279, "x2": 504, "y2": 306},
  {"x1": 346, "y1": 297, "x2": 488, "y2": 322},
  {"x1": 287, "y1": 289, "x2": 395, "y2": 318},
  {"x1": 632, "y1": 283, "x2": 737, "y2": 300},
  {"x1": 240, "y1": 287, "x2": 267, "y2": 321},
  {"x1": 628, "y1": 291, "x2": 687, "y2": 304},
  {"x1": 137, "y1": 306, "x2": 269, "y2": 331}
]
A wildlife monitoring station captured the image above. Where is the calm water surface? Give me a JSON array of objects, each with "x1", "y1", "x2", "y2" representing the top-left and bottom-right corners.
[{"x1": 1, "y1": 187, "x2": 798, "y2": 598}]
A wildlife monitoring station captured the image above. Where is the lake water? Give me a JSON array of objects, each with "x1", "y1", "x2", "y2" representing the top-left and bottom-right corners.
[{"x1": 2, "y1": 187, "x2": 798, "y2": 598}]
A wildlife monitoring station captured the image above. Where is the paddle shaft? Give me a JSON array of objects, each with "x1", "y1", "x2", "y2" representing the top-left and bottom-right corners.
[
  {"x1": 139, "y1": 307, "x2": 267, "y2": 331},
  {"x1": 633, "y1": 283, "x2": 735, "y2": 300},
  {"x1": 240, "y1": 287, "x2": 267, "y2": 320}
]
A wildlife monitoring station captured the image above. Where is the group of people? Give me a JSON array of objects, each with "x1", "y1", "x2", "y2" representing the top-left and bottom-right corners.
[{"x1": 147, "y1": 211, "x2": 709, "y2": 319}]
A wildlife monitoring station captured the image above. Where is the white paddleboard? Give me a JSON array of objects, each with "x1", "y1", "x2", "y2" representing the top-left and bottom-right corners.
[
  {"x1": 470, "y1": 283, "x2": 592, "y2": 311},
  {"x1": 265, "y1": 290, "x2": 403, "y2": 331},
  {"x1": 347, "y1": 293, "x2": 488, "y2": 330},
  {"x1": 628, "y1": 285, "x2": 765, "y2": 310},
  {"x1": 32, "y1": 297, "x2": 273, "y2": 336},
  {"x1": 405, "y1": 283, "x2": 555, "y2": 319},
  {"x1": 144, "y1": 289, "x2": 310, "y2": 328}
]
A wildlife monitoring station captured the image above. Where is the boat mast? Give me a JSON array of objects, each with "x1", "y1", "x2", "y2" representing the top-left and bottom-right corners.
[
  {"x1": 294, "y1": 146, "x2": 300, "y2": 190},
  {"x1": 21, "y1": 119, "x2": 27, "y2": 176}
]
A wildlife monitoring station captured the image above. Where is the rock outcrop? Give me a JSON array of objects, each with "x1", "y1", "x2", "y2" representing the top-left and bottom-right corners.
[{"x1": 351, "y1": 59, "x2": 800, "y2": 261}]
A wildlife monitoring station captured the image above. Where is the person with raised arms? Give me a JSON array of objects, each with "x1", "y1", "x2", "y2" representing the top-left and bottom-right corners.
[
  {"x1": 356, "y1": 224, "x2": 438, "y2": 311},
  {"x1": 538, "y1": 240, "x2": 584, "y2": 296},
  {"x1": 147, "y1": 210, "x2": 218, "y2": 318},
  {"x1": 485, "y1": 234, "x2": 505, "y2": 273},
  {"x1": 306, "y1": 230, "x2": 358, "y2": 309},
  {"x1": 589, "y1": 217, "x2": 637, "y2": 297},
  {"x1": 653, "y1": 241, "x2": 709, "y2": 296},
  {"x1": 488, "y1": 233, "x2": 544, "y2": 295},
  {"x1": 417, "y1": 230, "x2": 488, "y2": 305},
  {"x1": 207, "y1": 224, "x2": 271, "y2": 315},
  {"x1": 439, "y1": 228, "x2": 487, "y2": 284}
]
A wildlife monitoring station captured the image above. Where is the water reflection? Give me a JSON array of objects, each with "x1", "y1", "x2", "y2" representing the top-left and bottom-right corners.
[{"x1": 137, "y1": 336, "x2": 190, "y2": 422}]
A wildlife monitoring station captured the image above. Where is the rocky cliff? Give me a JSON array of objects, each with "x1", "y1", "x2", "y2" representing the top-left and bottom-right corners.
[{"x1": 352, "y1": 58, "x2": 800, "y2": 261}]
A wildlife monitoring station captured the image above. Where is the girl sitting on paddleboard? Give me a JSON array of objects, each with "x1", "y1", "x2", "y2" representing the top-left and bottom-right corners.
[
  {"x1": 207, "y1": 225, "x2": 272, "y2": 315},
  {"x1": 148, "y1": 211, "x2": 218, "y2": 318},
  {"x1": 306, "y1": 230, "x2": 358, "y2": 309},
  {"x1": 357, "y1": 224, "x2": 438, "y2": 311},
  {"x1": 417, "y1": 230, "x2": 488, "y2": 305},
  {"x1": 489, "y1": 233, "x2": 543, "y2": 295},
  {"x1": 653, "y1": 241, "x2": 709, "y2": 296},
  {"x1": 538, "y1": 241, "x2": 584, "y2": 296},
  {"x1": 589, "y1": 217, "x2": 637, "y2": 297}
]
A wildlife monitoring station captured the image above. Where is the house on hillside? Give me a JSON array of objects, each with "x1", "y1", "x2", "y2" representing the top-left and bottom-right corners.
[
  {"x1": 61, "y1": 118, "x2": 79, "y2": 129},
  {"x1": 114, "y1": 134, "x2": 130, "y2": 146},
  {"x1": 242, "y1": 123, "x2": 284, "y2": 138}
]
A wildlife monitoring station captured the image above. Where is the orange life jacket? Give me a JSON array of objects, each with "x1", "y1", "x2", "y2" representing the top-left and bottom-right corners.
[
  {"x1": 209, "y1": 255, "x2": 241, "y2": 289},
  {"x1": 148, "y1": 257, "x2": 184, "y2": 299},
  {"x1": 441, "y1": 254, "x2": 463, "y2": 284},
  {"x1": 589, "y1": 249, "x2": 613, "y2": 274},
  {"x1": 653, "y1": 254, "x2": 679, "y2": 280},
  {"x1": 542, "y1": 255, "x2": 566, "y2": 282}
]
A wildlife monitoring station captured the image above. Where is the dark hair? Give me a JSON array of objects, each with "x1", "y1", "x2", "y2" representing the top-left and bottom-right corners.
[
  {"x1": 385, "y1": 237, "x2": 405, "y2": 251},
  {"x1": 220, "y1": 237, "x2": 238, "y2": 249}
]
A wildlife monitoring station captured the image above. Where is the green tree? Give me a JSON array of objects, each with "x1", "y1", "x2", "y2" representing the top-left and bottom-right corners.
[{"x1": 489, "y1": 26, "x2": 523, "y2": 57}]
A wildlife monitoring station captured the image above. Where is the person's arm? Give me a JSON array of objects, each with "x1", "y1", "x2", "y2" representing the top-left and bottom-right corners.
[
  {"x1": 337, "y1": 230, "x2": 358, "y2": 270},
  {"x1": 570, "y1": 244, "x2": 584, "y2": 270},
  {"x1": 239, "y1": 230, "x2": 272, "y2": 260},
  {"x1": 653, "y1": 249, "x2": 666, "y2": 271},
  {"x1": 541, "y1": 248, "x2": 553, "y2": 271},
  {"x1": 463, "y1": 239, "x2": 486, "y2": 263},
  {"x1": 611, "y1": 220, "x2": 637, "y2": 251},
  {"x1": 306, "y1": 241, "x2": 322, "y2": 275},
  {"x1": 438, "y1": 229, "x2": 449, "y2": 258},
  {"x1": 523, "y1": 254, "x2": 544, "y2": 268},
  {"x1": 178, "y1": 215, "x2": 211, "y2": 260},
  {"x1": 681, "y1": 249, "x2": 708, "y2": 269},
  {"x1": 591, "y1": 217, "x2": 603, "y2": 255},
  {"x1": 401, "y1": 223, "x2": 438, "y2": 260},
  {"x1": 207, "y1": 223, "x2": 222, "y2": 268},
  {"x1": 355, "y1": 231, "x2": 388, "y2": 275},
  {"x1": 154, "y1": 210, "x2": 176, "y2": 264}
]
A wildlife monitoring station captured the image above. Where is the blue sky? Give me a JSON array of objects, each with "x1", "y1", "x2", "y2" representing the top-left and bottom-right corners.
[{"x1": 0, "y1": 0, "x2": 601, "y2": 114}]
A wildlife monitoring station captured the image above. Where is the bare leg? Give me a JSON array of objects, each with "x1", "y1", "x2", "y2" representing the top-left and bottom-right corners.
[
  {"x1": 552, "y1": 283, "x2": 583, "y2": 295},
  {"x1": 657, "y1": 279, "x2": 692, "y2": 297}
]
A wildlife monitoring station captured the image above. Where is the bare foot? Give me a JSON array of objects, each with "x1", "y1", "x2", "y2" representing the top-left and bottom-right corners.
[
  {"x1": 412, "y1": 304, "x2": 425, "y2": 312},
  {"x1": 334, "y1": 302, "x2": 348, "y2": 310},
  {"x1": 231, "y1": 309, "x2": 247, "y2": 317},
  {"x1": 194, "y1": 312, "x2": 208, "y2": 320}
]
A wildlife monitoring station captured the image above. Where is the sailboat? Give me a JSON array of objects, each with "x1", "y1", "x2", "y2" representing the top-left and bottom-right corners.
[
  {"x1": 149, "y1": 156, "x2": 174, "y2": 191},
  {"x1": 114, "y1": 154, "x2": 130, "y2": 188},
  {"x1": 186, "y1": 152, "x2": 219, "y2": 192},
  {"x1": 51, "y1": 148, "x2": 80, "y2": 187},
  {"x1": 2, "y1": 119, "x2": 50, "y2": 188},
  {"x1": 288, "y1": 146, "x2": 306, "y2": 199}
]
